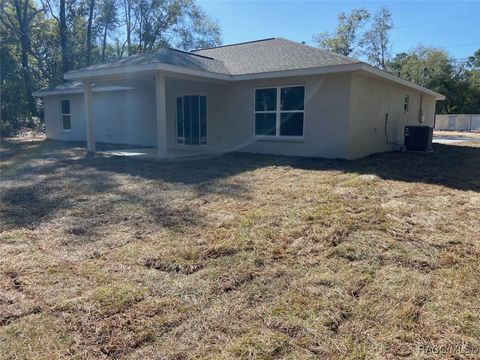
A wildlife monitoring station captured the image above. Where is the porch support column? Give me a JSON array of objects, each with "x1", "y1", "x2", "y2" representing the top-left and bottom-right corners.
[
  {"x1": 83, "y1": 80, "x2": 95, "y2": 153},
  {"x1": 155, "y1": 73, "x2": 167, "y2": 156}
]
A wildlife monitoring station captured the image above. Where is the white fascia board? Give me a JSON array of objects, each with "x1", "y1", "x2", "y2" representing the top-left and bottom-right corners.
[
  {"x1": 62, "y1": 61, "x2": 445, "y2": 100},
  {"x1": 63, "y1": 62, "x2": 364, "y2": 83},
  {"x1": 231, "y1": 64, "x2": 445, "y2": 100},
  {"x1": 64, "y1": 62, "x2": 231, "y2": 81},
  {"x1": 32, "y1": 85, "x2": 135, "y2": 97},
  {"x1": 231, "y1": 63, "x2": 364, "y2": 81},
  {"x1": 360, "y1": 64, "x2": 446, "y2": 100}
]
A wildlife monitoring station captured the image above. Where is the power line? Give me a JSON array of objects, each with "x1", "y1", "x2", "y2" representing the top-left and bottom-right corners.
[
  {"x1": 392, "y1": 13, "x2": 480, "y2": 29},
  {"x1": 442, "y1": 41, "x2": 480, "y2": 49}
]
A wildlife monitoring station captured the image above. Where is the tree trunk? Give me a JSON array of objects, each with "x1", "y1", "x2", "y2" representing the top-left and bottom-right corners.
[
  {"x1": 138, "y1": 10, "x2": 143, "y2": 52},
  {"x1": 13, "y1": 0, "x2": 36, "y2": 115},
  {"x1": 59, "y1": 0, "x2": 68, "y2": 77},
  {"x1": 101, "y1": 25, "x2": 107, "y2": 61},
  {"x1": 123, "y1": 0, "x2": 131, "y2": 54},
  {"x1": 20, "y1": 30, "x2": 35, "y2": 115},
  {"x1": 86, "y1": 0, "x2": 95, "y2": 65}
]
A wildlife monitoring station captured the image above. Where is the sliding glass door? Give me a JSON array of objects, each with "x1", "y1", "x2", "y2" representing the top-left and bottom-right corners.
[{"x1": 176, "y1": 95, "x2": 207, "y2": 146}]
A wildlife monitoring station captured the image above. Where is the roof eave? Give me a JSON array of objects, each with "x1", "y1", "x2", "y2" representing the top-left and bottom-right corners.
[
  {"x1": 360, "y1": 64, "x2": 446, "y2": 100},
  {"x1": 32, "y1": 85, "x2": 135, "y2": 97},
  {"x1": 62, "y1": 61, "x2": 445, "y2": 101},
  {"x1": 63, "y1": 62, "x2": 231, "y2": 81},
  {"x1": 231, "y1": 63, "x2": 364, "y2": 80}
]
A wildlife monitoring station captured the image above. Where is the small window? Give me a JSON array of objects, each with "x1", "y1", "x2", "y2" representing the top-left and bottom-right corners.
[
  {"x1": 61, "y1": 100, "x2": 71, "y2": 130},
  {"x1": 254, "y1": 86, "x2": 305, "y2": 138},
  {"x1": 403, "y1": 95, "x2": 409, "y2": 112}
]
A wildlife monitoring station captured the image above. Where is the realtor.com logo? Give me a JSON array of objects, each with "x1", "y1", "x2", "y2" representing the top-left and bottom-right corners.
[{"x1": 417, "y1": 342, "x2": 480, "y2": 356}]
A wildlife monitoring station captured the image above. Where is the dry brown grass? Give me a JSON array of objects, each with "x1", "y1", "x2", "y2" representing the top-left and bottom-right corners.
[
  {"x1": 1, "y1": 137, "x2": 479, "y2": 359},
  {"x1": 434, "y1": 130, "x2": 480, "y2": 138}
]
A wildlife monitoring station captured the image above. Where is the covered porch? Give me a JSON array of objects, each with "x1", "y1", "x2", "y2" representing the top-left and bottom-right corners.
[{"x1": 65, "y1": 65, "x2": 229, "y2": 159}]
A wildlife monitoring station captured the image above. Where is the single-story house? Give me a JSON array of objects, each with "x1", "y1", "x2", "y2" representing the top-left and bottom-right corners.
[{"x1": 33, "y1": 38, "x2": 445, "y2": 159}]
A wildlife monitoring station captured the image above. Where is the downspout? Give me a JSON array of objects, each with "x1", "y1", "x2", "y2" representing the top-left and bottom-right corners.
[{"x1": 419, "y1": 94, "x2": 424, "y2": 124}]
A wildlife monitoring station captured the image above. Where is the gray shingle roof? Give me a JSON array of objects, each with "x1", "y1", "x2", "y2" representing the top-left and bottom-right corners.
[
  {"x1": 39, "y1": 38, "x2": 443, "y2": 99},
  {"x1": 66, "y1": 47, "x2": 230, "y2": 75},
  {"x1": 65, "y1": 38, "x2": 359, "y2": 77},
  {"x1": 192, "y1": 38, "x2": 360, "y2": 75}
]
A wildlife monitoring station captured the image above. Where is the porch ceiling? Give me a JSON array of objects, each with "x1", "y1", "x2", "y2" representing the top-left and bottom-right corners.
[{"x1": 76, "y1": 69, "x2": 228, "y2": 87}]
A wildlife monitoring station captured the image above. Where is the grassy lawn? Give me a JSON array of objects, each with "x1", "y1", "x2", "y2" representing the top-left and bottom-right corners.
[
  {"x1": 1, "y1": 137, "x2": 479, "y2": 359},
  {"x1": 434, "y1": 130, "x2": 480, "y2": 139}
]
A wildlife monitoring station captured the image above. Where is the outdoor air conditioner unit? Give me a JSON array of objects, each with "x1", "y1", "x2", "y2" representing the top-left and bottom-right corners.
[{"x1": 404, "y1": 126, "x2": 433, "y2": 152}]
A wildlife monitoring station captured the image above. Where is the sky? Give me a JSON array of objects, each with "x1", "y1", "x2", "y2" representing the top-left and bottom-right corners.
[{"x1": 197, "y1": 0, "x2": 480, "y2": 60}]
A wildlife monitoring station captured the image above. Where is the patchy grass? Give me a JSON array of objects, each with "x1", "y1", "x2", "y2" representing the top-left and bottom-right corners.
[
  {"x1": 1, "y1": 136, "x2": 479, "y2": 359},
  {"x1": 434, "y1": 130, "x2": 480, "y2": 138}
]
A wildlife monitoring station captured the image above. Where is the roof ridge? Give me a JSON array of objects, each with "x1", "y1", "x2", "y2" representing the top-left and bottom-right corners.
[
  {"x1": 192, "y1": 38, "x2": 276, "y2": 52},
  {"x1": 167, "y1": 47, "x2": 216, "y2": 61},
  {"x1": 275, "y1": 37, "x2": 364, "y2": 64}
]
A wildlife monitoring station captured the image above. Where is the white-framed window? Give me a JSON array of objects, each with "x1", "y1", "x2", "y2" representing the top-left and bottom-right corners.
[
  {"x1": 254, "y1": 85, "x2": 305, "y2": 138},
  {"x1": 403, "y1": 95, "x2": 410, "y2": 112},
  {"x1": 61, "y1": 99, "x2": 71, "y2": 130},
  {"x1": 175, "y1": 95, "x2": 207, "y2": 146}
]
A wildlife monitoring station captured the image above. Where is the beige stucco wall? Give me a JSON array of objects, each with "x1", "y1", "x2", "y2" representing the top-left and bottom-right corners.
[
  {"x1": 42, "y1": 71, "x2": 439, "y2": 159},
  {"x1": 43, "y1": 86, "x2": 156, "y2": 146},
  {"x1": 346, "y1": 72, "x2": 436, "y2": 159},
  {"x1": 165, "y1": 73, "x2": 352, "y2": 158}
]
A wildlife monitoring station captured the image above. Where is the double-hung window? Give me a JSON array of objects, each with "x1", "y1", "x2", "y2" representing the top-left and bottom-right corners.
[
  {"x1": 255, "y1": 85, "x2": 305, "y2": 138},
  {"x1": 61, "y1": 100, "x2": 71, "y2": 130},
  {"x1": 403, "y1": 95, "x2": 410, "y2": 112}
]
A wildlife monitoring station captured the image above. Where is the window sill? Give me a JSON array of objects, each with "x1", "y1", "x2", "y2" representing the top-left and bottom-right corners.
[
  {"x1": 61, "y1": 129, "x2": 71, "y2": 133},
  {"x1": 254, "y1": 136, "x2": 304, "y2": 143},
  {"x1": 176, "y1": 143, "x2": 208, "y2": 148}
]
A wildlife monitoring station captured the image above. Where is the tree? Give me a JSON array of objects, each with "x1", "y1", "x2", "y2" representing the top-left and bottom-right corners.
[
  {"x1": 86, "y1": 0, "x2": 95, "y2": 65},
  {"x1": 59, "y1": 0, "x2": 67, "y2": 73},
  {"x1": 0, "y1": 0, "x2": 44, "y2": 115},
  {"x1": 176, "y1": 1, "x2": 220, "y2": 50},
  {"x1": 42, "y1": 0, "x2": 70, "y2": 77},
  {"x1": 361, "y1": 7, "x2": 393, "y2": 70},
  {"x1": 97, "y1": 0, "x2": 118, "y2": 61},
  {"x1": 128, "y1": 0, "x2": 220, "y2": 52},
  {"x1": 462, "y1": 49, "x2": 480, "y2": 113},
  {"x1": 387, "y1": 46, "x2": 460, "y2": 113},
  {"x1": 313, "y1": 8, "x2": 370, "y2": 56},
  {"x1": 467, "y1": 49, "x2": 480, "y2": 68}
]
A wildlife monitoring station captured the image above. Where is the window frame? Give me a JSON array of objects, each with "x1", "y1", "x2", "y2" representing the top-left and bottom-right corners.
[
  {"x1": 403, "y1": 94, "x2": 410, "y2": 112},
  {"x1": 60, "y1": 99, "x2": 71, "y2": 132},
  {"x1": 174, "y1": 93, "x2": 208, "y2": 147},
  {"x1": 254, "y1": 85, "x2": 305, "y2": 140}
]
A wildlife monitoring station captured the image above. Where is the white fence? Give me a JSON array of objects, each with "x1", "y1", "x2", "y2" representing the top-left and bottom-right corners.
[{"x1": 435, "y1": 114, "x2": 480, "y2": 132}]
